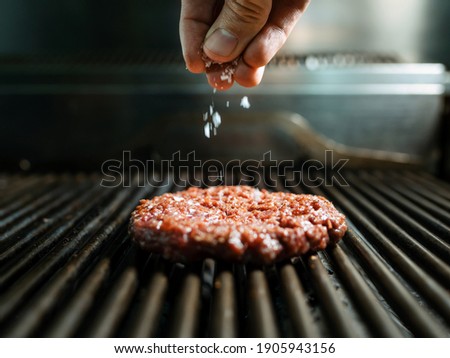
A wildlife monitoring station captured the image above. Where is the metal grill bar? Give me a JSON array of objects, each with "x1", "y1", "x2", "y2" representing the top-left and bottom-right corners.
[
  {"x1": 327, "y1": 245, "x2": 404, "y2": 337},
  {"x1": 278, "y1": 263, "x2": 319, "y2": 338},
  {"x1": 126, "y1": 263, "x2": 169, "y2": 338},
  {"x1": 209, "y1": 269, "x2": 238, "y2": 338},
  {"x1": 45, "y1": 258, "x2": 111, "y2": 338},
  {"x1": 86, "y1": 267, "x2": 139, "y2": 338},
  {"x1": 247, "y1": 268, "x2": 279, "y2": 338},
  {"x1": 307, "y1": 254, "x2": 359, "y2": 337},
  {"x1": 168, "y1": 269, "x2": 202, "y2": 338}
]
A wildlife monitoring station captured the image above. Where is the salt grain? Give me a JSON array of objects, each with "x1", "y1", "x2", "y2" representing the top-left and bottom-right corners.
[
  {"x1": 226, "y1": 101, "x2": 229, "y2": 107},
  {"x1": 240, "y1": 96, "x2": 250, "y2": 109},
  {"x1": 203, "y1": 112, "x2": 208, "y2": 121},
  {"x1": 204, "y1": 122, "x2": 210, "y2": 138},
  {"x1": 212, "y1": 111, "x2": 221, "y2": 128}
]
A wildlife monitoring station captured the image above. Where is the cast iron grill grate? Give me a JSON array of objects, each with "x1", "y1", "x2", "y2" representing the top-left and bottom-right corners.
[{"x1": 0, "y1": 169, "x2": 449, "y2": 338}]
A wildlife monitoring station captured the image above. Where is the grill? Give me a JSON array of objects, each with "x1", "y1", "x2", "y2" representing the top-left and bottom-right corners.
[{"x1": 1, "y1": 169, "x2": 449, "y2": 338}]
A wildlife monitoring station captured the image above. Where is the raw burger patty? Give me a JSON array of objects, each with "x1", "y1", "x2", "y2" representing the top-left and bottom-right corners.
[{"x1": 129, "y1": 186, "x2": 347, "y2": 264}]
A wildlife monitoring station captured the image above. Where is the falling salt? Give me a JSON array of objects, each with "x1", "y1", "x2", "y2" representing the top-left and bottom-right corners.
[
  {"x1": 204, "y1": 122, "x2": 211, "y2": 138},
  {"x1": 212, "y1": 111, "x2": 221, "y2": 128},
  {"x1": 203, "y1": 95, "x2": 253, "y2": 138},
  {"x1": 203, "y1": 86, "x2": 223, "y2": 138},
  {"x1": 240, "y1": 96, "x2": 250, "y2": 109}
]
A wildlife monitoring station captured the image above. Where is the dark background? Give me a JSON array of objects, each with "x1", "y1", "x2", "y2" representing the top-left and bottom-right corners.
[
  {"x1": 0, "y1": 0, "x2": 449, "y2": 66},
  {"x1": 0, "y1": 0, "x2": 180, "y2": 54}
]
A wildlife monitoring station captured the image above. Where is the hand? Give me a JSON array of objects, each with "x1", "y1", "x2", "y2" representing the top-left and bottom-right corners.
[{"x1": 180, "y1": 0, "x2": 310, "y2": 90}]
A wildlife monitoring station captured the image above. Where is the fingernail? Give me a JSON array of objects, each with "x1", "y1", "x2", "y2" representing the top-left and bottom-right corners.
[{"x1": 204, "y1": 28, "x2": 238, "y2": 58}]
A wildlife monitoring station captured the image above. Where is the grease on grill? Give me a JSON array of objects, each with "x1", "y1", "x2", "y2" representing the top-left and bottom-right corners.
[{"x1": 129, "y1": 186, "x2": 347, "y2": 264}]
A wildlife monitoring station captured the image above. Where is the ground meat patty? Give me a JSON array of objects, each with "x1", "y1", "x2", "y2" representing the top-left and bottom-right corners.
[{"x1": 129, "y1": 186, "x2": 347, "y2": 264}]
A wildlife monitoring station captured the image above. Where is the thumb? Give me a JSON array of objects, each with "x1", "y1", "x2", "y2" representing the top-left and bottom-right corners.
[{"x1": 203, "y1": 0, "x2": 272, "y2": 63}]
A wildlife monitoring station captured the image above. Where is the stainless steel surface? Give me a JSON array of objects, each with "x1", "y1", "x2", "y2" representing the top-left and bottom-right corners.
[
  {"x1": 240, "y1": 63, "x2": 445, "y2": 159},
  {"x1": 148, "y1": 111, "x2": 423, "y2": 168},
  {"x1": 0, "y1": 56, "x2": 444, "y2": 170},
  {"x1": 286, "y1": 0, "x2": 450, "y2": 67}
]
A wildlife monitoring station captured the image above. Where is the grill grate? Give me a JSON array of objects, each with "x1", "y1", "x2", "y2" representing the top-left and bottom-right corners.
[{"x1": 0, "y1": 169, "x2": 449, "y2": 338}]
